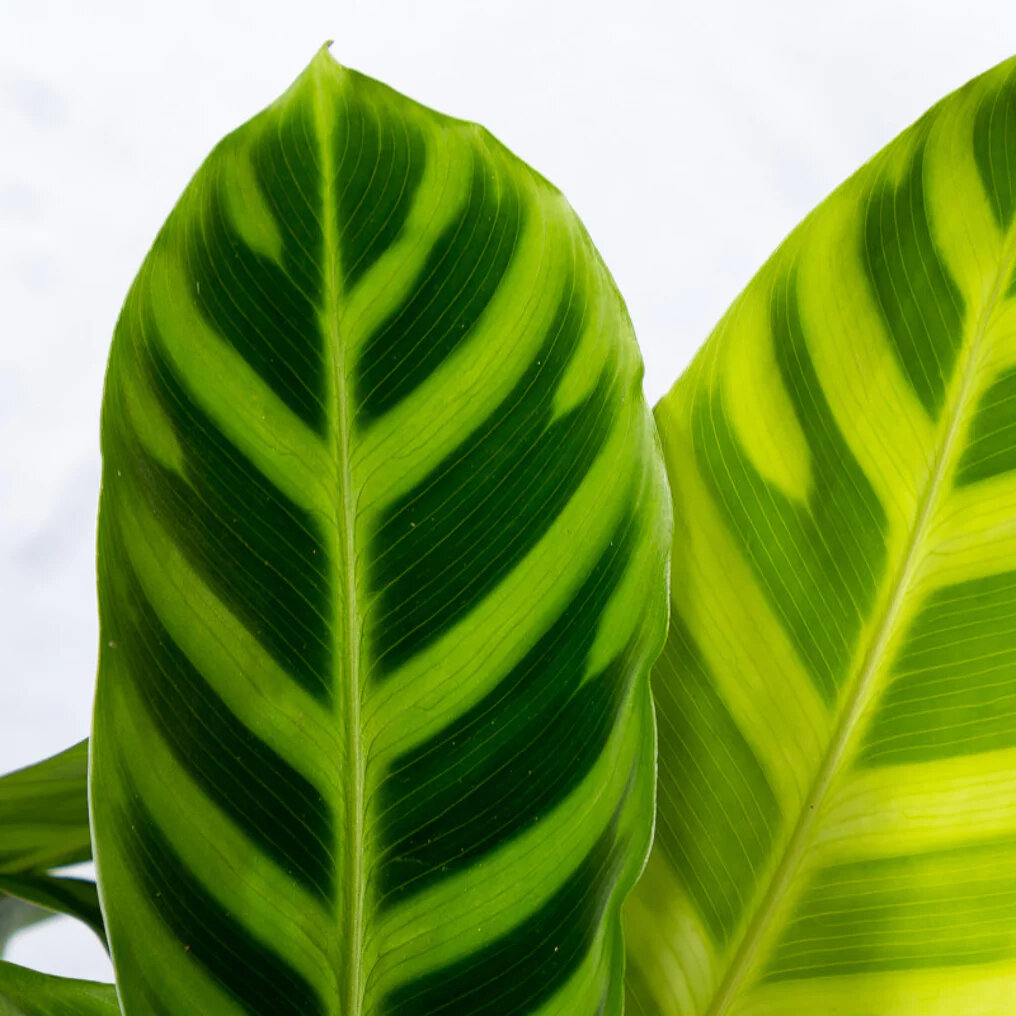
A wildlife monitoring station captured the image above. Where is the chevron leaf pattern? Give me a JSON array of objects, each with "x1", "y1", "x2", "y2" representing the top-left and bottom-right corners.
[
  {"x1": 91, "y1": 46, "x2": 670, "y2": 1016},
  {"x1": 624, "y1": 55, "x2": 1016, "y2": 1016}
]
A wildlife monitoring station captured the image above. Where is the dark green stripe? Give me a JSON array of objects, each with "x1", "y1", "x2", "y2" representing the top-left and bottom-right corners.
[
  {"x1": 369, "y1": 264, "x2": 618, "y2": 677},
  {"x1": 377, "y1": 510, "x2": 636, "y2": 904},
  {"x1": 355, "y1": 152, "x2": 524, "y2": 422},
  {"x1": 764, "y1": 835, "x2": 1016, "y2": 980},
  {"x1": 380, "y1": 808, "x2": 623, "y2": 1016},
  {"x1": 974, "y1": 65, "x2": 1016, "y2": 229},
  {"x1": 335, "y1": 78, "x2": 426, "y2": 288},
  {"x1": 115, "y1": 332, "x2": 333, "y2": 702},
  {"x1": 693, "y1": 269, "x2": 886, "y2": 702},
  {"x1": 862, "y1": 135, "x2": 966, "y2": 417},
  {"x1": 187, "y1": 107, "x2": 328, "y2": 432},
  {"x1": 860, "y1": 568, "x2": 1016, "y2": 765},
  {"x1": 955, "y1": 366, "x2": 1016, "y2": 484},
  {"x1": 116, "y1": 791, "x2": 324, "y2": 1016},
  {"x1": 101, "y1": 533, "x2": 334, "y2": 898},
  {"x1": 653, "y1": 611, "x2": 780, "y2": 944}
]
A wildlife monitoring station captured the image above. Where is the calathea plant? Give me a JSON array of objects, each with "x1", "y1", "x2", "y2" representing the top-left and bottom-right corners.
[{"x1": 4, "y1": 42, "x2": 1016, "y2": 1016}]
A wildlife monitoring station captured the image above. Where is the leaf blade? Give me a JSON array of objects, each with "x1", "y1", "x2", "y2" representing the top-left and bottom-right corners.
[
  {"x1": 0, "y1": 960, "x2": 118, "y2": 1016},
  {"x1": 0, "y1": 877, "x2": 106, "y2": 952},
  {"x1": 0, "y1": 744, "x2": 89, "y2": 876},
  {"x1": 626, "y1": 54, "x2": 1016, "y2": 1015},
  {"x1": 92, "y1": 47, "x2": 670, "y2": 1016}
]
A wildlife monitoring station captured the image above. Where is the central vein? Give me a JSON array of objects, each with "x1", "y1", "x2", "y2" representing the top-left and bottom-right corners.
[
  {"x1": 315, "y1": 73, "x2": 366, "y2": 1016},
  {"x1": 705, "y1": 228, "x2": 1016, "y2": 1016}
]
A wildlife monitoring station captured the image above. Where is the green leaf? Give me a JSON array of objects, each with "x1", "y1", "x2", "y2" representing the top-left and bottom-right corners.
[
  {"x1": 0, "y1": 960, "x2": 118, "y2": 1016},
  {"x1": 625, "y1": 55, "x2": 1016, "y2": 1015},
  {"x1": 0, "y1": 744, "x2": 89, "y2": 875},
  {"x1": 91, "y1": 45, "x2": 670, "y2": 1016},
  {"x1": 0, "y1": 877, "x2": 106, "y2": 951},
  {"x1": 0, "y1": 746, "x2": 104, "y2": 954}
]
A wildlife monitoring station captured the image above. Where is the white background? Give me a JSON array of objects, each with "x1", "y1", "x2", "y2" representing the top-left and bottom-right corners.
[{"x1": 1, "y1": 0, "x2": 1013, "y2": 982}]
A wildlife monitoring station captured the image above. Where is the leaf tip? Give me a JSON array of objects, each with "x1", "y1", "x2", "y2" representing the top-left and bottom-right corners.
[{"x1": 313, "y1": 39, "x2": 342, "y2": 73}]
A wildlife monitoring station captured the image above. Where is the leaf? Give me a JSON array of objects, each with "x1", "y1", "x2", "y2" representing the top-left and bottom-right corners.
[
  {"x1": 91, "y1": 45, "x2": 670, "y2": 1016},
  {"x1": 0, "y1": 876, "x2": 106, "y2": 951},
  {"x1": 0, "y1": 743, "x2": 89, "y2": 875},
  {"x1": 0, "y1": 746, "x2": 104, "y2": 955},
  {"x1": 624, "y1": 55, "x2": 1016, "y2": 1015},
  {"x1": 0, "y1": 960, "x2": 119, "y2": 1016},
  {"x1": 0, "y1": 899, "x2": 51, "y2": 957}
]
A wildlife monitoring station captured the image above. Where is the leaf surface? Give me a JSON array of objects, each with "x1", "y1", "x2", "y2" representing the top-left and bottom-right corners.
[
  {"x1": 91, "y1": 46, "x2": 670, "y2": 1016},
  {"x1": 0, "y1": 745, "x2": 89, "y2": 875},
  {"x1": 0, "y1": 961, "x2": 118, "y2": 1016},
  {"x1": 625, "y1": 55, "x2": 1016, "y2": 1015}
]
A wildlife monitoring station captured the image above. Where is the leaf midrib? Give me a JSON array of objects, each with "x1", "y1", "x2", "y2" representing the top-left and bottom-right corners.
[
  {"x1": 314, "y1": 67, "x2": 366, "y2": 1016},
  {"x1": 704, "y1": 226, "x2": 1016, "y2": 1016}
]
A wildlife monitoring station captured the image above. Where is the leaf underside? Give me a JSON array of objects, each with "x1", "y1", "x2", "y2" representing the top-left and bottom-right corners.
[
  {"x1": 625, "y1": 56, "x2": 1016, "y2": 1016},
  {"x1": 91, "y1": 47, "x2": 670, "y2": 1016}
]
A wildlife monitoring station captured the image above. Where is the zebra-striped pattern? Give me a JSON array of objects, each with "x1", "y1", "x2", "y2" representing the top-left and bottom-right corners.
[
  {"x1": 624, "y1": 55, "x2": 1016, "y2": 1016},
  {"x1": 91, "y1": 48, "x2": 670, "y2": 1016}
]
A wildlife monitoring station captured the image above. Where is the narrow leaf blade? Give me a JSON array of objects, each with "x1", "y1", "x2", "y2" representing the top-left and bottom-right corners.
[
  {"x1": 0, "y1": 877, "x2": 106, "y2": 951},
  {"x1": 0, "y1": 961, "x2": 118, "y2": 1016},
  {"x1": 0, "y1": 744, "x2": 89, "y2": 875}
]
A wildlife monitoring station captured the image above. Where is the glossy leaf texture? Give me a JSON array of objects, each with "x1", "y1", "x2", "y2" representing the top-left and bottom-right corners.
[
  {"x1": 625, "y1": 55, "x2": 1016, "y2": 1016},
  {"x1": 91, "y1": 46, "x2": 670, "y2": 1016},
  {"x1": 0, "y1": 744, "x2": 89, "y2": 875},
  {"x1": 0, "y1": 961, "x2": 119, "y2": 1016}
]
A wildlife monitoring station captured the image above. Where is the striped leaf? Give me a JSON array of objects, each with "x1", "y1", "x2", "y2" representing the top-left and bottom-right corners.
[
  {"x1": 0, "y1": 744, "x2": 89, "y2": 875},
  {"x1": 624, "y1": 55, "x2": 1016, "y2": 1015},
  {"x1": 0, "y1": 961, "x2": 119, "y2": 1016},
  {"x1": 91, "y1": 46, "x2": 670, "y2": 1016}
]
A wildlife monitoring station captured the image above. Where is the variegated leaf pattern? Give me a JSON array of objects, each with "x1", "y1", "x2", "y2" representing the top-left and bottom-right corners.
[
  {"x1": 624, "y1": 56, "x2": 1016, "y2": 1015},
  {"x1": 91, "y1": 47, "x2": 670, "y2": 1016}
]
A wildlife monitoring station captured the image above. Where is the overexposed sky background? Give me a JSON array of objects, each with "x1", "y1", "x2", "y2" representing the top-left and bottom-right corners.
[{"x1": 2, "y1": 0, "x2": 1015, "y2": 982}]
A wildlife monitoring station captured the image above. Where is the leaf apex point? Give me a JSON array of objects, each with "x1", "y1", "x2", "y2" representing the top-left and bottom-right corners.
[{"x1": 314, "y1": 40, "x2": 342, "y2": 71}]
